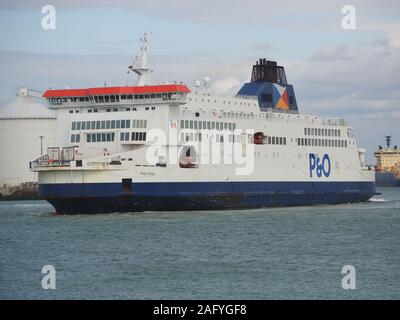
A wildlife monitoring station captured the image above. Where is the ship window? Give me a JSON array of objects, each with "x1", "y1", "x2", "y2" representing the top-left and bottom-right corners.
[
  {"x1": 76, "y1": 134, "x2": 80, "y2": 143},
  {"x1": 190, "y1": 121, "x2": 193, "y2": 129},
  {"x1": 79, "y1": 97, "x2": 84, "y2": 102},
  {"x1": 304, "y1": 128, "x2": 307, "y2": 135},
  {"x1": 71, "y1": 122, "x2": 76, "y2": 130},
  {"x1": 116, "y1": 120, "x2": 121, "y2": 129},
  {"x1": 268, "y1": 136, "x2": 272, "y2": 144},
  {"x1": 101, "y1": 133, "x2": 106, "y2": 141},
  {"x1": 121, "y1": 94, "x2": 126, "y2": 100},
  {"x1": 101, "y1": 121, "x2": 105, "y2": 129},
  {"x1": 212, "y1": 122, "x2": 215, "y2": 130},
  {"x1": 180, "y1": 120, "x2": 184, "y2": 128},
  {"x1": 138, "y1": 94, "x2": 144, "y2": 99},
  {"x1": 120, "y1": 132, "x2": 124, "y2": 141},
  {"x1": 76, "y1": 122, "x2": 81, "y2": 130},
  {"x1": 126, "y1": 120, "x2": 130, "y2": 128},
  {"x1": 207, "y1": 122, "x2": 211, "y2": 130},
  {"x1": 272, "y1": 137, "x2": 275, "y2": 144},
  {"x1": 132, "y1": 120, "x2": 136, "y2": 128},
  {"x1": 81, "y1": 122, "x2": 86, "y2": 130},
  {"x1": 70, "y1": 134, "x2": 75, "y2": 143},
  {"x1": 199, "y1": 121, "x2": 202, "y2": 129},
  {"x1": 216, "y1": 122, "x2": 219, "y2": 130},
  {"x1": 121, "y1": 120, "x2": 126, "y2": 129},
  {"x1": 228, "y1": 123, "x2": 232, "y2": 131},
  {"x1": 194, "y1": 121, "x2": 198, "y2": 129},
  {"x1": 104, "y1": 96, "x2": 109, "y2": 102},
  {"x1": 110, "y1": 95, "x2": 115, "y2": 102}
]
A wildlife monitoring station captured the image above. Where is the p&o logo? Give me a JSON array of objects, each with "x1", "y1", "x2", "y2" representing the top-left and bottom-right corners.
[{"x1": 309, "y1": 153, "x2": 331, "y2": 177}]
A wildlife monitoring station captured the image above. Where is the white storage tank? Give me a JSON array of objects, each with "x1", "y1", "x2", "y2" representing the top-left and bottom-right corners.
[{"x1": 0, "y1": 88, "x2": 57, "y2": 187}]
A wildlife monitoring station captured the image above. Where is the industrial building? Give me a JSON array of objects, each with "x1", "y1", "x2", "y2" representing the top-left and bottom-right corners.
[{"x1": 0, "y1": 88, "x2": 56, "y2": 194}]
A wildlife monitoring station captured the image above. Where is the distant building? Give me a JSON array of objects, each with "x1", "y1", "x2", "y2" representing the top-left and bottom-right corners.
[{"x1": 0, "y1": 88, "x2": 56, "y2": 187}]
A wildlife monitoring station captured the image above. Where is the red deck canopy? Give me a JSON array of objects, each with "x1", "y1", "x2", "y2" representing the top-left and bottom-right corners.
[{"x1": 43, "y1": 84, "x2": 190, "y2": 98}]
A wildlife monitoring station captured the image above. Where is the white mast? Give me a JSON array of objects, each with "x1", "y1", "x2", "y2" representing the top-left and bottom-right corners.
[{"x1": 128, "y1": 32, "x2": 152, "y2": 86}]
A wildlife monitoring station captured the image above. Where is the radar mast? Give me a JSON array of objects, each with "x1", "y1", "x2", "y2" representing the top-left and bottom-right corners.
[{"x1": 128, "y1": 32, "x2": 152, "y2": 86}]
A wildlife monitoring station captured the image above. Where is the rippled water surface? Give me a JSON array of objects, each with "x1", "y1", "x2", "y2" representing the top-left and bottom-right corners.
[{"x1": 1, "y1": 188, "x2": 400, "y2": 299}]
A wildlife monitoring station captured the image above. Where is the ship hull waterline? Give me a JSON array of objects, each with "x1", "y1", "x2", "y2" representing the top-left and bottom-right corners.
[{"x1": 39, "y1": 181, "x2": 376, "y2": 214}]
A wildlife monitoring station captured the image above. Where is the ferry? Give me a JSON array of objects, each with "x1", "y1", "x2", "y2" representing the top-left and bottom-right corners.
[{"x1": 30, "y1": 34, "x2": 376, "y2": 214}]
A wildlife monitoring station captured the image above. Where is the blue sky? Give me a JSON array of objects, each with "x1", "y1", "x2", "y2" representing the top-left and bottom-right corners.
[{"x1": 0, "y1": 0, "x2": 399, "y2": 161}]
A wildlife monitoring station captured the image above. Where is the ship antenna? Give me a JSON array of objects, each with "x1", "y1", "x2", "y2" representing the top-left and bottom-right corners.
[
  {"x1": 385, "y1": 134, "x2": 392, "y2": 149},
  {"x1": 127, "y1": 32, "x2": 152, "y2": 86}
]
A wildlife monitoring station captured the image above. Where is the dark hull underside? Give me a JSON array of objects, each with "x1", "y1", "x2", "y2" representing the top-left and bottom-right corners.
[
  {"x1": 39, "y1": 181, "x2": 376, "y2": 214},
  {"x1": 375, "y1": 172, "x2": 400, "y2": 187}
]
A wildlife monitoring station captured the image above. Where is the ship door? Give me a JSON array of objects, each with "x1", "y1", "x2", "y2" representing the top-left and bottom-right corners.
[{"x1": 122, "y1": 178, "x2": 132, "y2": 193}]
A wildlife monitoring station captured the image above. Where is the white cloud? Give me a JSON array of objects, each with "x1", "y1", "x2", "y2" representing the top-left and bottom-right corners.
[{"x1": 211, "y1": 77, "x2": 241, "y2": 94}]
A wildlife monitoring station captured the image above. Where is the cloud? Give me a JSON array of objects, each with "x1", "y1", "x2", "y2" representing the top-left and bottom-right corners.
[
  {"x1": 309, "y1": 45, "x2": 354, "y2": 61},
  {"x1": 252, "y1": 43, "x2": 273, "y2": 52},
  {"x1": 211, "y1": 77, "x2": 241, "y2": 94},
  {"x1": 2, "y1": 0, "x2": 398, "y2": 31}
]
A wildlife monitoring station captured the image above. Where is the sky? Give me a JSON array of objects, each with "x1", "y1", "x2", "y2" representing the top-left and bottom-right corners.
[{"x1": 0, "y1": 0, "x2": 399, "y2": 161}]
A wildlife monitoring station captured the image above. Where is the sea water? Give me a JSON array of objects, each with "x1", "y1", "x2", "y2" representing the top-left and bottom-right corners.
[{"x1": 1, "y1": 188, "x2": 399, "y2": 299}]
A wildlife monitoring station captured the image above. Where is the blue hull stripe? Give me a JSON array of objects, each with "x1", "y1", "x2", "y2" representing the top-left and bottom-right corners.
[{"x1": 39, "y1": 181, "x2": 376, "y2": 214}]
